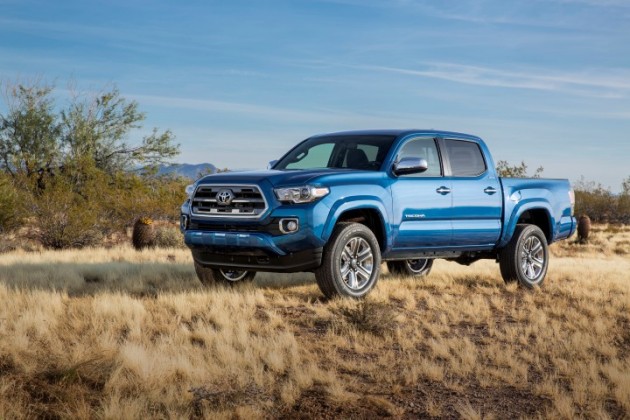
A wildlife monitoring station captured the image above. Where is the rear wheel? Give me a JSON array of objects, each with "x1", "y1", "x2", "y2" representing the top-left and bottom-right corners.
[
  {"x1": 387, "y1": 259, "x2": 433, "y2": 278},
  {"x1": 212, "y1": 268, "x2": 256, "y2": 283},
  {"x1": 194, "y1": 261, "x2": 256, "y2": 286},
  {"x1": 499, "y1": 224, "x2": 549, "y2": 288},
  {"x1": 315, "y1": 223, "x2": 381, "y2": 299}
]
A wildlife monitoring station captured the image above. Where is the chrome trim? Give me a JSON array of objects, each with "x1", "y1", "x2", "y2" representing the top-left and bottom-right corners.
[
  {"x1": 190, "y1": 184, "x2": 269, "y2": 219},
  {"x1": 393, "y1": 157, "x2": 429, "y2": 176},
  {"x1": 216, "y1": 188, "x2": 235, "y2": 206},
  {"x1": 219, "y1": 269, "x2": 250, "y2": 282}
]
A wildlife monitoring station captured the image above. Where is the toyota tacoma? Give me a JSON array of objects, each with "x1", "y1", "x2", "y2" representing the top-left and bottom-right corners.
[{"x1": 181, "y1": 130, "x2": 576, "y2": 298}]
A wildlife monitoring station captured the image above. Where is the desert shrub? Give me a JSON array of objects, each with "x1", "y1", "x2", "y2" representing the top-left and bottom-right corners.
[
  {"x1": 0, "y1": 236, "x2": 18, "y2": 253},
  {"x1": 29, "y1": 179, "x2": 104, "y2": 249},
  {"x1": 33, "y1": 188, "x2": 103, "y2": 249},
  {"x1": 572, "y1": 176, "x2": 630, "y2": 223},
  {"x1": 0, "y1": 175, "x2": 21, "y2": 233},
  {"x1": 618, "y1": 194, "x2": 630, "y2": 224},
  {"x1": 334, "y1": 299, "x2": 397, "y2": 337},
  {"x1": 105, "y1": 172, "x2": 188, "y2": 231},
  {"x1": 574, "y1": 190, "x2": 615, "y2": 223},
  {"x1": 153, "y1": 225, "x2": 185, "y2": 248}
]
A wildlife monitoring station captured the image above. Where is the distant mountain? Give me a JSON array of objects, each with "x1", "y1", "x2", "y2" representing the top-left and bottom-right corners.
[{"x1": 157, "y1": 163, "x2": 217, "y2": 180}]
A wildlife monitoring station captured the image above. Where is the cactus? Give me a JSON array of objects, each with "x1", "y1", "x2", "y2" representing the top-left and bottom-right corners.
[
  {"x1": 132, "y1": 217, "x2": 155, "y2": 250},
  {"x1": 577, "y1": 215, "x2": 591, "y2": 244}
]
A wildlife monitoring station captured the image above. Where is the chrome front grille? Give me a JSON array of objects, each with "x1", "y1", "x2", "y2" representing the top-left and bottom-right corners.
[{"x1": 191, "y1": 185, "x2": 267, "y2": 218}]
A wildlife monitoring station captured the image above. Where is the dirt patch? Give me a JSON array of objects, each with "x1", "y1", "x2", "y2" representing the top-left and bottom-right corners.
[{"x1": 279, "y1": 387, "x2": 399, "y2": 419}]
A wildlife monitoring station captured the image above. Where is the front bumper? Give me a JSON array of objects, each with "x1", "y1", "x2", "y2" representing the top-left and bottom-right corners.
[
  {"x1": 185, "y1": 230, "x2": 323, "y2": 272},
  {"x1": 181, "y1": 180, "x2": 332, "y2": 272}
]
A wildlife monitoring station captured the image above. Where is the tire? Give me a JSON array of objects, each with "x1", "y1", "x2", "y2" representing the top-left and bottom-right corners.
[
  {"x1": 315, "y1": 223, "x2": 381, "y2": 299},
  {"x1": 387, "y1": 259, "x2": 433, "y2": 278},
  {"x1": 499, "y1": 224, "x2": 549, "y2": 288},
  {"x1": 194, "y1": 261, "x2": 256, "y2": 286}
]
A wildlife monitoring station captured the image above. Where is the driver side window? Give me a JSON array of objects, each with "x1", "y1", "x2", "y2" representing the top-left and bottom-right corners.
[{"x1": 397, "y1": 138, "x2": 441, "y2": 177}]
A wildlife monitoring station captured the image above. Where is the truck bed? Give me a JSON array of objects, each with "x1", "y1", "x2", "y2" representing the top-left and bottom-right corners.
[{"x1": 498, "y1": 177, "x2": 575, "y2": 248}]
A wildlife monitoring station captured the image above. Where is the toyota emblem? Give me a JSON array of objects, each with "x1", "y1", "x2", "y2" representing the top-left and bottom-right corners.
[{"x1": 216, "y1": 189, "x2": 235, "y2": 206}]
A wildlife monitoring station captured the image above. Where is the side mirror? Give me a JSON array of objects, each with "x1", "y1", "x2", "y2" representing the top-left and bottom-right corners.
[
  {"x1": 267, "y1": 160, "x2": 278, "y2": 170},
  {"x1": 393, "y1": 157, "x2": 428, "y2": 176}
]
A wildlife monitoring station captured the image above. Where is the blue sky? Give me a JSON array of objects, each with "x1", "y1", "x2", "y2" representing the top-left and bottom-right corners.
[{"x1": 1, "y1": 0, "x2": 629, "y2": 189}]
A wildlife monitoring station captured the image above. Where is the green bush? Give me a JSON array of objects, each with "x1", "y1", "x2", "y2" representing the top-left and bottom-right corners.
[
  {"x1": 0, "y1": 80, "x2": 184, "y2": 248},
  {"x1": 153, "y1": 225, "x2": 185, "y2": 248},
  {"x1": 105, "y1": 173, "x2": 188, "y2": 230},
  {"x1": 29, "y1": 179, "x2": 103, "y2": 249},
  {"x1": 0, "y1": 175, "x2": 21, "y2": 233},
  {"x1": 573, "y1": 177, "x2": 630, "y2": 223}
]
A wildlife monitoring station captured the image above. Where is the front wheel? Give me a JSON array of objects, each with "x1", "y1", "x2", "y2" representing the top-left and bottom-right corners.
[
  {"x1": 387, "y1": 259, "x2": 433, "y2": 278},
  {"x1": 499, "y1": 224, "x2": 549, "y2": 288},
  {"x1": 315, "y1": 223, "x2": 381, "y2": 299}
]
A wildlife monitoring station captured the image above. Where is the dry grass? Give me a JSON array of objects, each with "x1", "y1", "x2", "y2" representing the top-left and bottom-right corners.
[
  {"x1": 0, "y1": 228, "x2": 629, "y2": 418},
  {"x1": 551, "y1": 222, "x2": 630, "y2": 258}
]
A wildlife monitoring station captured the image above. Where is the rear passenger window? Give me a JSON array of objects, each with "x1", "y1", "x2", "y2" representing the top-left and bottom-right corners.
[{"x1": 445, "y1": 140, "x2": 486, "y2": 177}]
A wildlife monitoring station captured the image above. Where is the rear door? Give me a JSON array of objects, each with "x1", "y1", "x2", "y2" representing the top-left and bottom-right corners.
[
  {"x1": 390, "y1": 137, "x2": 453, "y2": 249},
  {"x1": 443, "y1": 139, "x2": 502, "y2": 247}
]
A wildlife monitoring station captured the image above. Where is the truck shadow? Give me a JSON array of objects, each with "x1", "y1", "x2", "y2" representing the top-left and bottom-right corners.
[{"x1": 0, "y1": 262, "x2": 317, "y2": 297}]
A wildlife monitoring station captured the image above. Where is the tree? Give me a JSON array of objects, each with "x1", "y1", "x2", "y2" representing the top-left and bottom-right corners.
[
  {"x1": 0, "y1": 81, "x2": 179, "y2": 181},
  {"x1": 496, "y1": 160, "x2": 544, "y2": 178},
  {"x1": 0, "y1": 83, "x2": 61, "y2": 179},
  {"x1": 0, "y1": 79, "x2": 184, "y2": 246},
  {"x1": 61, "y1": 88, "x2": 179, "y2": 175}
]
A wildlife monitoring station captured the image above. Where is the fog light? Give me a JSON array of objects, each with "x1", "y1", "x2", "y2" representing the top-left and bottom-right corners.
[{"x1": 279, "y1": 218, "x2": 299, "y2": 234}]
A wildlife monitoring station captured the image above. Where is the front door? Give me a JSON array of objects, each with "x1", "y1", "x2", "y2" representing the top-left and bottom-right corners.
[{"x1": 390, "y1": 137, "x2": 453, "y2": 249}]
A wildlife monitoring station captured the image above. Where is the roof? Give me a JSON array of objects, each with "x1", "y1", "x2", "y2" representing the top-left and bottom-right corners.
[{"x1": 310, "y1": 129, "x2": 482, "y2": 141}]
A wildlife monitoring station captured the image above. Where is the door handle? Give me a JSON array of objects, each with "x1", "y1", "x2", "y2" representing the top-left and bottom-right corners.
[
  {"x1": 436, "y1": 186, "x2": 451, "y2": 195},
  {"x1": 484, "y1": 187, "x2": 497, "y2": 195}
]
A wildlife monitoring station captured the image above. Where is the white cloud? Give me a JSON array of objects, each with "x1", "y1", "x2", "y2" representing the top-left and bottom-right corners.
[
  {"x1": 362, "y1": 63, "x2": 630, "y2": 98},
  {"x1": 127, "y1": 92, "x2": 428, "y2": 127},
  {"x1": 549, "y1": 0, "x2": 630, "y2": 7}
]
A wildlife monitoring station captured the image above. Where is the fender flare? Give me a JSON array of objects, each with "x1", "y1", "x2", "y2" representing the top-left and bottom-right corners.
[
  {"x1": 321, "y1": 197, "x2": 390, "y2": 249},
  {"x1": 499, "y1": 201, "x2": 554, "y2": 248}
]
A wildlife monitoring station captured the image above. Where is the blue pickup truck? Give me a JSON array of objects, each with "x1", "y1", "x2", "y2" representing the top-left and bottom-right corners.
[{"x1": 181, "y1": 130, "x2": 576, "y2": 298}]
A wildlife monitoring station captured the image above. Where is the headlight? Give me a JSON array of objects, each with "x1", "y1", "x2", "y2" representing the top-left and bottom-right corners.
[
  {"x1": 185, "y1": 184, "x2": 196, "y2": 198},
  {"x1": 274, "y1": 185, "x2": 330, "y2": 204}
]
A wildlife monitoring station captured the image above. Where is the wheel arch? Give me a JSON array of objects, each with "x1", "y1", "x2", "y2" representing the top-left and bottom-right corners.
[
  {"x1": 499, "y1": 203, "x2": 554, "y2": 248},
  {"x1": 323, "y1": 200, "x2": 390, "y2": 253},
  {"x1": 517, "y1": 208, "x2": 553, "y2": 243}
]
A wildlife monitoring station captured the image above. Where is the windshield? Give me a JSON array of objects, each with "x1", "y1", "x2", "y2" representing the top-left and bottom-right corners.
[{"x1": 274, "y1": 135, "x2": 396, "y2": 171}]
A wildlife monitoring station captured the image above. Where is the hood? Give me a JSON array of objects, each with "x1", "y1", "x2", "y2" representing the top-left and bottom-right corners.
[{"x1": 196, "y1": 169, "x2": 353, "y2": 187}]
